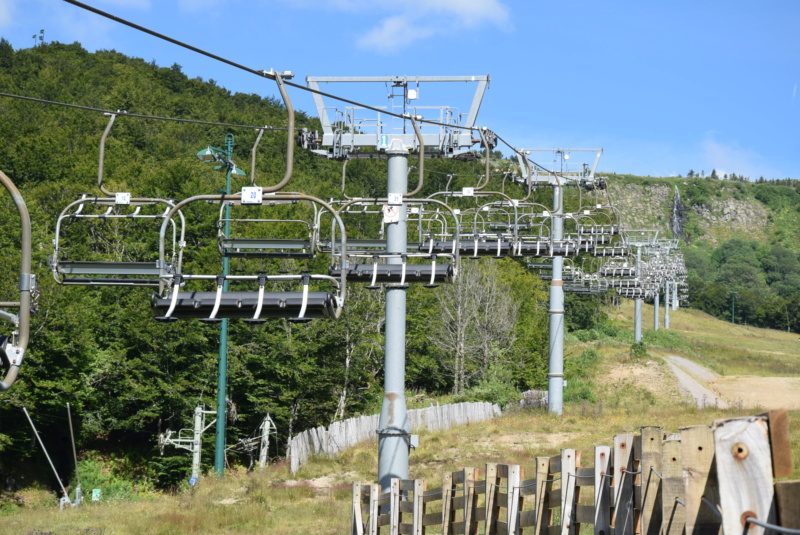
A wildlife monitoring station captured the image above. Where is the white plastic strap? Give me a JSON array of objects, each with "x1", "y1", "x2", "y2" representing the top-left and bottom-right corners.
[
  {"x1": 370, "y1": 258, "x2": 379, "y2": 287},
  {"x1": 297, "y1": 277, "x2": 310, "y2": 319},
  {"x1": 163, "y1": 278, "x2": 182, "y2": 318},
  {"x1": 252, "y1": 277, "x2": 266, "y2": 320},
  {"x1": 207, "y1": 278, "x2": 224, "y2": 320}
]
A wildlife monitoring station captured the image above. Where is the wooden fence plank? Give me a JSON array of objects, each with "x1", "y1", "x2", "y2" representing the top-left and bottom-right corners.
[
  {"x1": 713, "y1": 415, "x2": 776, "y2": 535},
  {"x1": 560, "y1": 449, "x2": 578, "y2": 535},
  {"x1": 534, "y1": 456, "x2": 550, "y2": 535},
  {"x1": 391, "y1": 478, "x2": 401, "y2": 535},
  {"x1": 775, "y1": 480, "x2": 800, "y2": 529},
  {"x1": 679, "y1": 425, "x2": 721, "y2": 535},
  {"x1": 353, "y1": 482, "x2": 364, "y2": 535},
  {"x1": 442, "y1": 471, "x2": 454, "y2": 535},
  {"x1": 612, "y1": 433, "x2": 635, "y2": 535},
  {"x1": 508, "y1": 464, "x2": 523, "y2": 535},
  {"x1": 594, "y1": 445, "x2": 611, "y2": 535},
  {"x1": 766, "y1": 409, "x2": 793, "y2": 478},
  {"x1": 638, "y1": 427, "x2": 663, "y2": 535},
  {"x1": 660, "y1": 438, "x2": 683, "y2": 535},
  {"x1": 486, "y1": 463, "x2": 499, "y2": 535}
]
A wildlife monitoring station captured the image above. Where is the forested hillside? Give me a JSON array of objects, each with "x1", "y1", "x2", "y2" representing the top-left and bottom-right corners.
[
  {"x1": 608, "y1": 175, "x2": 800, "y2": 331},
  {"x1": 0, "y1": 41, "x2": 553, "y2": 488}
]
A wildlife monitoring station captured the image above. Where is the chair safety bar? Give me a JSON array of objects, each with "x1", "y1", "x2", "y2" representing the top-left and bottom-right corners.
[
  {"x1": 246, "y1": 275, "x2": 268, "y2": 324},
  {"x1": 199, "y1": 276, "x2": 225, "y2": 324}
]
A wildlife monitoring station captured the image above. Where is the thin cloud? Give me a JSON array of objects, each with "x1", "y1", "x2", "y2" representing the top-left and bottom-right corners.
[
  {"x1": 793, "y1": 84, "x2": 797, "y2": 107},
  {"x1": 177, "y1": 0, "x2": 223, "y2": 13},
  {"x1": 96, "y1": 0, "x2": 151, "y2": 8},
  {"x1": 701, "y1": 135, "x2": 782, "y2": 180},
  {"x1": 0, "y1": 1, "x2": 13, "y2": 29},
  {"x1": 359, "y1": 15, "x2": 437, "y2": 51},
  {"x1": 283, "y1": 0, "x2": 510, "y2": 53}
]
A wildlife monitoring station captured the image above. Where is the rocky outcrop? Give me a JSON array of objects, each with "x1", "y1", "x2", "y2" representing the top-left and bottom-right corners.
[
  {"x1": 692, "y1": 197, "x2": 769, "y2": 245},
  {"x1": 670, "y1": 186, "x2": 690, "y2": 243},
  {"x1": 607, "y1": 180, "x2": 770, "y2": 246},
  {"x1": 608, "y1": 182, "x2": 672, "y2": 234}
]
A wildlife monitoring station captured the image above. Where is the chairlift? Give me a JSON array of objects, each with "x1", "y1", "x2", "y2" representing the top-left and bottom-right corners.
[
  {"x1": 0, "y1": 170, "x2": 33, "y2": 390},
  {"x1": 153, "y1": 193, "x2": 346, "y2": 323},
  {"x1": 216, "y1": 198, "x2": 318, "y2": 259},
  {"x1": 321, "y1": 198, "x2": 460, "y2": 288},
  {"x1": 513, "y1": 212, "x2": 582, "y2": 257},
  {"x1": 50, "y1": 194, "x2": 186, "y2": 287},
  {"x1": 421, "y1": 195, "x2": 520, "y2": 259},
  {"x1": 49, "y1": 113, "x2": 187, "y2": 288}
]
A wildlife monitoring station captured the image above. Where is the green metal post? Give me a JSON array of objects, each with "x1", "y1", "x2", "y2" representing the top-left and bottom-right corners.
[
  {"x1": 214, "y1": 134, "x2": 234, "y2": 475},
  {"x1": 730, "y1": 291, "x2": 737, "y2": 325}
]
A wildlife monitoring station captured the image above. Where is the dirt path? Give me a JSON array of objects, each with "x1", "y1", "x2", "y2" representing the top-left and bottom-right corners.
[
  {"x1": 664, "y1": 356, "x2": 727, "y2": 409},
  {"x1": 710, "y1": 376, "x2": 800, "y2": 410},
  {"x1": 664, "y1": 355, "x2": 800, "y2": 410}
]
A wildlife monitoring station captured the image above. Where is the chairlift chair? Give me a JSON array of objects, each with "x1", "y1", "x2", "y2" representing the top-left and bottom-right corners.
[
  {"x1": 0, "y1": 170, "x2": 33, "y2": 390},
  {"x1": 153, "y1": 193, "x2": 346, "y2": 323},
  {"x1": 322, "y1": 198, "x2": 460, "y2": 289},
  {"x1": 50, "y1": 194, "x2": 186, "y2": 288},
  {"x1": 216, "y1": 198, "x2": 318, "y2": 259},
  {"x1": 50, "y1": 112, "x2": 187, "y2": 288}
]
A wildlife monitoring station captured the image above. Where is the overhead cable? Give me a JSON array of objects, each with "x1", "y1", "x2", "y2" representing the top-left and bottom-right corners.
[
  {"x1": 62, "y1": 0, "x2": 480, "y2": 134},
  {"x1": 0, "y1": 91, "x2": 285, "y2": 130}
]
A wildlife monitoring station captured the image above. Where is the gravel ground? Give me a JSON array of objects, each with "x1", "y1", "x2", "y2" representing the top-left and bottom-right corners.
[{"x1": 664, "y1": 355, "x2": 728, "y2": 409}]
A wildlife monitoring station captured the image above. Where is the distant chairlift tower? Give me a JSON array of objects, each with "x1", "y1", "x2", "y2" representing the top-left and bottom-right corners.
[
  {"x1": 513, "y1": 148, "x2": 604, "y2": 416},
  {"x1": 304, "y1": 75, "x2": 488, "y2": 492},
  {"x1": 159, "y1": 406, "x2": 216, "y2": 482}
]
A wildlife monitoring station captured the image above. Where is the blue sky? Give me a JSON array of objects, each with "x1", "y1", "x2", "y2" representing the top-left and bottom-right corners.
[{"x1": 1, "y1": 0, "x2": 798, "y2": 179}]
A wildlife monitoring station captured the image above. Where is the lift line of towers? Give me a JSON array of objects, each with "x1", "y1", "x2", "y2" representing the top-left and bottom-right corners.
[{"x1": 0, "y1": 74, "x2": 688, "y2": 490}]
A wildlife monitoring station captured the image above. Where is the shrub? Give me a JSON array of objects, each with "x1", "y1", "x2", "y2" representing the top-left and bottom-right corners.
[
  {"x1": 630, "y1": 342, "x2": 648, "y2": 359},
  {"x1": 564, "y1": 349, "x2": 600, "y2": 403},
  {"x1": 69, "y1": 454, "x2": 140, "y2": 502},
  {"x1": 453, "y1": 363, "x2": 521, "y2": 407}
]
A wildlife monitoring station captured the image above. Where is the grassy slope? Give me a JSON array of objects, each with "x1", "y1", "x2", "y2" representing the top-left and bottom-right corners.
[
  {"x1": 612, "y1": 299, "x2": 800, "y2": 376},
  {"x1": 4, "y1": 304, "x2": 799, "y2": 534}
]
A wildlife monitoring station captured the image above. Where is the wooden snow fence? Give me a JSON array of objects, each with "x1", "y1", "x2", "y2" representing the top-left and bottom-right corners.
[
  {"x1": 289, "y1": 402, "x2": 501, "y2": 473},
  {"x1": 352, "y1": 410, "x2": 799, "y2": 534}
]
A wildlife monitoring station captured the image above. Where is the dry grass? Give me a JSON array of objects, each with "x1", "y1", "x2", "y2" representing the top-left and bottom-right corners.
[
  {"x1": 3, "y1": 304, "x2": 799, "y2": 533},
  {"x1": 611, "y1": 300, "x2": 800, "y2": 376}
]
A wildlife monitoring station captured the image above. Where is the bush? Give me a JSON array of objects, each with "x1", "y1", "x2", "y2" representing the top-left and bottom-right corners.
[
  {"x1": 453, "y1": 364, "x2": 521, "y2": 407},
  {"x1": 564, "y1": 349, "x2": 600, "y2": 403},
  {"x1": 630, "y1": 342, "x2": 648, "y2": 359},
  {"x1": 564, "y1": 378, "x2": 595, "y2": 402},
  {"x1": 69, "y1": 454, "x2": 142, "y2": 502}
]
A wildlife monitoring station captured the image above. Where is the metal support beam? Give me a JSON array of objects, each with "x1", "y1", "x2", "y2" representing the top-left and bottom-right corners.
[
  {"x1": 654, "y1": 290, "x2": 660, "y2": 331},
  {"x1": 634, "y1": 247, "x2": 643, "y2": 343},
  {"x1": 672, "y1": 281, "x2": 679, "y2": 310},
  {"x1": 548, "y1": 185, "x2": 564, "y2": 416},
  {"x1": 664, "y1": 281, "x2": 671, "y2": 329},
  {"x1": 377, "y1": 146, "x2": 410, "y2": 492},
  {"x1": 215, "y1": 134, "x2": 235, "y2": 476},
  {"x1": 258, "y1": 415, "x2": 273, "y2": 469}
]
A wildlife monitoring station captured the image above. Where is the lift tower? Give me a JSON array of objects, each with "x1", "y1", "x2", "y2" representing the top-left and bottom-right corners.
[
  {"x1": 305, "y1": 75, "x2": 488, "y2": 491},
  {"x1": 513, "y1": 149, "x2": 605, "y2": 415}
]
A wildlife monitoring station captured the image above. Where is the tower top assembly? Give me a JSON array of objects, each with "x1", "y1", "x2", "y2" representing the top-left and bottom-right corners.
[{"x1": 302, "y1": 75, "x2": 490, "y2": 160}]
